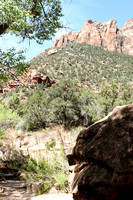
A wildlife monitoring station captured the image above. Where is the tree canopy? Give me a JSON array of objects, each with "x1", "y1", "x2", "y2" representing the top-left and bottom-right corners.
[{"x1": 0, "y1": 0, "x2": 63, "y2": 86}]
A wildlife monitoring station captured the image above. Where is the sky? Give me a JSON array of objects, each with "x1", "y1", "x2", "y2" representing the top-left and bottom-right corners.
[{"x1": 0, "y1": 0, "x2": 133, "y2": 62}]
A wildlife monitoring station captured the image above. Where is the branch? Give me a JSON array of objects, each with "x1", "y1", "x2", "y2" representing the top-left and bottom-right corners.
[
  {"x1": 31, "y1": 0, "x2": 40, "y2": 18},
  {"x1": 39, "y1": 1, "x2": 58, "y2": 26},
  {"x1": 31, "y1": 0, "x2": 38, "y2": 12},
  {"x1": 0, "y1": 23, "x2": 9, "y2": 35}
]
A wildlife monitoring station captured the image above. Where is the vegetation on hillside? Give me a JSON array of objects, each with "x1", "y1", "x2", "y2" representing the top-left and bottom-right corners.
[
  {"x1": 30, "y1": 42, "x2": 133, "y2": 88},
  {"x1": 0, "y1": 79, "x2": 132, "y2": 131}
]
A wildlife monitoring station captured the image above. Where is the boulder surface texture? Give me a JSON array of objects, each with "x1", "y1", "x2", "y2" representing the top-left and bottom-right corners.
[{"x1": 67, "y1": 105, "x2": 133, "y2": 200}]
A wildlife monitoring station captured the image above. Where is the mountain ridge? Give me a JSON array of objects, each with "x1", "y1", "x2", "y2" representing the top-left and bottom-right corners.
[{"x1": 52, "y1": 18, "x2": 133, "y2": 56}]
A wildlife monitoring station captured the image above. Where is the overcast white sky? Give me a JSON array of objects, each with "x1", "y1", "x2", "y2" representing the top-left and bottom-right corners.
[{"x1": 0, "y1": 0, "x2": 133, "y2": 61}]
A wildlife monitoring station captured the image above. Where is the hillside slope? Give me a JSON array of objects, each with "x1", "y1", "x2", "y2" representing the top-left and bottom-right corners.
[{"x1": 30, "y1": 42, "x2": 133, "y2": 89}]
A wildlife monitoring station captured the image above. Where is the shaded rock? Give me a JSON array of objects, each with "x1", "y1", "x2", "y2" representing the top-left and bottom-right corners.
[
  {"x1": 67, "y1": 105, "x2": 133, "y2": 200},
  {"x1": 27, "y1": 180, "x2": 43, "y2": 194},
  {"x1": 118, "y1": 18, "x2": 133, "y2": 55},
  {"x1": 0, "y1": 168, "x2": 21, "y2": 180}
]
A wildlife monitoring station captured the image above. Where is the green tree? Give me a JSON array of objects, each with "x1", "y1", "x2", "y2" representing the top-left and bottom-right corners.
[
  {"x1": 23, "y1": 88, "x2": 48, "y2": 130},
  {"x1": 44, "y1": 79, "x2": 83, "y2": 128},
  {"x1": 0, "y1": 103, "x2": 20, "y2": 129},
  {"x1": 0, "y1": 0, "x2": 63, "y2": 85},
  {"x1": 114, "y1": 82, "x2": 133, "y2": 106},
  {"x1": 98, "y1": 79, "x2": 119, "y2": 116},
  {"x1": 78, "y1": 88, "x2": 98, "y2": 125},
  {"x1": 97, "y1": 80, "x2": 133, "y2": 118}
]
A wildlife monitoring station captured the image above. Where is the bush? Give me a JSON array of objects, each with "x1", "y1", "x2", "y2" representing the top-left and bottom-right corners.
[
  {"x1": 0, "y1": 104, "x2": 21, "y2": 129},
  {"x1": 21, "y1": 148, "x2": 69, "y2": 195},
  {"x1": 98, "y1": 79, "x2": 119, "y2": 116},
  {"x1": 23, "y1": 88, "x2": 48, "y2": 130},
  {"x1": 7, "y1": 93, "x2": 20, "y2": 111}
]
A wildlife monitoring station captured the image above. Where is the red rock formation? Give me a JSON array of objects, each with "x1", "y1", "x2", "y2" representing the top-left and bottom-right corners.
[
  {"x1": 0, "y1": 69, "x2": 56, "y2": 93},
  {"x1": 52, "y1": 19, "x2": 133, "y2": 56},
  {"x1": 67, "y1": 104, "x2": 133, "y2": 200},
  {"x1": 117, "y1": 18, "x2": 133, "y2": 55},
  {"x1": 47, "y1": 49, "x2": 57, "y2": 56}
]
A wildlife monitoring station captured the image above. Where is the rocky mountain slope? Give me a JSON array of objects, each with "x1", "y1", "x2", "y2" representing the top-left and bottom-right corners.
[
  {"x1": 2, "y1": 40, "x2": 132, "y2": 93},
  {"x1": 30, "y1": 42, "x2": 133, "y2": 89},
  {"x1": 1, "y1": 19, "x2": 133, "y2": 93},
  {"x1": 52, "y1": 18, "x2": 133, "y2": 56}
]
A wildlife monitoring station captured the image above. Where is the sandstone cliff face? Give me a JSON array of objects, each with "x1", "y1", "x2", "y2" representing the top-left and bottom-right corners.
[
  {"x1": 67, "y1": 105, "x2": 133, "y2": 200},
  {"x1": 118, "y1": 18, "x2": 133, "y2": 55},
  {"x1": 52, "y1": 19, "x2": 133, "y2": 56}
]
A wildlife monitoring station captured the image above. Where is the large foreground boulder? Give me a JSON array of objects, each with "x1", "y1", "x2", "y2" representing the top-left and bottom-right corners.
[{"x1": 67, "y1": 105, "x2": 133, "y2": 200}]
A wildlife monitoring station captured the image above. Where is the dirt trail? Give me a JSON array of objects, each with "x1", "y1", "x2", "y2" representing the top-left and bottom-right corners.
[
  {"x1": 0, "y1": 180, "x2": 73, "y2": 200},
  {"x1": 0, "y1": 180, "x2": 34, "y2": 200}
]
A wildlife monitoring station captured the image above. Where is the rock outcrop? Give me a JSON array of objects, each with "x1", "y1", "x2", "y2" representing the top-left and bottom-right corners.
[
  {"x1": 0, "y1": 69, "x2": 56, "y2": 93},
  {"x1": 67, "y1": 104, "x2": 133, "y2": 200},
  {"x1": 52, "y1": 19, "x2": 133, "y2": 56}
]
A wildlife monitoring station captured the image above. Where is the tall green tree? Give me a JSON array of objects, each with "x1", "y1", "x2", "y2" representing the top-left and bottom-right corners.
[
  {"x1": 0, "y1": 0, "x2": 63, "y2": 86},
  {"x1": 98, "y1": 79, "x2": 119, "y2": 116}
]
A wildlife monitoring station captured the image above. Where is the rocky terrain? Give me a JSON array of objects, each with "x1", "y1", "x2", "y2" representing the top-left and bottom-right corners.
[
  {"x1": 0, "y1": 68, "x2": 56, "y2": 93},
  {"x1": 0, "y1": 180, "x2": 34, "y2": 200},
  {"x1": 67, "y1": 104, "x2": 133, "y2": 200},
  {"x1": 52, "y1": 18, "x2": 133, "y2": 56}
]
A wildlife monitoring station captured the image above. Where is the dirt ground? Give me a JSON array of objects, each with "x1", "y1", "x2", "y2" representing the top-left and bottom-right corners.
[
  {"x1": 0, "y1": 180, "x2": 34, "y2": 200},
  {"x1": 0, "y1": 180, "x2": 73, "y2": 200}
]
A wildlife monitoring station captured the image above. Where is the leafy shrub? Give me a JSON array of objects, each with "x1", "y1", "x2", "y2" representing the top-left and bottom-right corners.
[
  {"x1": 0, "y1": 104, "x2": 21, "y2": 129},
  {"x1": 21, "y1": 148, "x2": 69, "y2": 194},
  {"x1": 7, "y1": 93, "x2": 20, "y2": 111}
]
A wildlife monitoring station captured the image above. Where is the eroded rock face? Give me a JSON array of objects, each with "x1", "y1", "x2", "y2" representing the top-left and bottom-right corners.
[
  {"x1": 67, "y1": 105, "x2": 133, "y2": 200},
  {"x1": 0, "y1": 69, "x2": 56, "y2": 93},
  {"x1": 117, "y1": 19, "x2": 133, "y2": 55},
  {"x1": 52, "y1": 19, "x2": 133, "y2": 56}
]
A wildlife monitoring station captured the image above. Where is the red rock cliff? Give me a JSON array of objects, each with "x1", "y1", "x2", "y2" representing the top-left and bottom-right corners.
[{"x1": 52, "y1": 19, "x2": 133, "y2": 56}]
